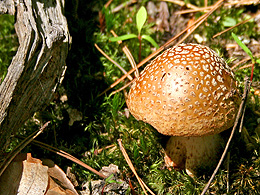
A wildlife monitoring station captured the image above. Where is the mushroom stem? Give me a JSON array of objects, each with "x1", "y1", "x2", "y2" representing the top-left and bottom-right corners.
[{"x1": 164, "y1": 134, "x2": 224, "y2": 177}]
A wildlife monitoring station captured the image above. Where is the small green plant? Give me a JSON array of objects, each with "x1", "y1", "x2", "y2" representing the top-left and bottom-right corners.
[
  {"x1": 104, "y1": 174, "x2": 122, "y2": 184},
  {"x1": 232, "y1": 32, "x2": 260, "y2": 81},
  {"x1": 232, "y1": 32, "x2": 260, "y2": 64},
  {"x1": 109, "y1": 6, "x2": 159, "y2": 62}
]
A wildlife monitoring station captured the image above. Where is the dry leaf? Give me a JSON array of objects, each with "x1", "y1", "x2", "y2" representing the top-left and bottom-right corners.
[
  {"x1": 0, "y1": 154, "x2": 78, "y2": 195},
  {"x1": 42, "y1": 159, "x2": 78, "y2": 195},
  {"x1": 0, "y1": 153, "x2": 48, "y2": 195},
  {"x1": 66, "y1": 167, "x2": 79, "y2": 187}
]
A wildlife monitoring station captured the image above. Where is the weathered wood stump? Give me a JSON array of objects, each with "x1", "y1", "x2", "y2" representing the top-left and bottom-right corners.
[{"x1": 0, "y1": 0, "x2": 71, "y2": 158}]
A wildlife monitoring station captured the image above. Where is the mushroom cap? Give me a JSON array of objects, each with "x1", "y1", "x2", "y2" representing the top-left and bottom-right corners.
[{"x1": 127, "y1": 43, "x2": 241, "y2": 136}]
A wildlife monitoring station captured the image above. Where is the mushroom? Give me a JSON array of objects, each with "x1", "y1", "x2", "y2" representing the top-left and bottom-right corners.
[{"x1": 126, "y1": 43, "x2": 241, "y2": 176}]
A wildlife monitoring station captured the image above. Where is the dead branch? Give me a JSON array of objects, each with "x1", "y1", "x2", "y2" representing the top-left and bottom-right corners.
[{"x1": 0, "y1": 0, "x2": 71, "y2": 157}]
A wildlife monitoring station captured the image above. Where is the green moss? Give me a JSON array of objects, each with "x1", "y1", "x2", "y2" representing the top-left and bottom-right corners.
[{"x1": 0, "y1": 14, "x2": 18, "y2": 81}]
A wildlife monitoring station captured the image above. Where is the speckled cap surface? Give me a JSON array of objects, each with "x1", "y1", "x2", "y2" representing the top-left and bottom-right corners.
[{"x1": 127, "y1": 43, "x2": 241, "y2": 136}]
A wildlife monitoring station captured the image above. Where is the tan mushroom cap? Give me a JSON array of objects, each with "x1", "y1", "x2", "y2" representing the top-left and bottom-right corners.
[{"x1": 127, "y1": 43, "x2": 241, "y2": 136}]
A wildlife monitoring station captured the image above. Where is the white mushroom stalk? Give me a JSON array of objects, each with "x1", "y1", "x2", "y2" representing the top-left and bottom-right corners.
[{"x1": 127, "y1": 43, "x2": 241, "y2": 176}]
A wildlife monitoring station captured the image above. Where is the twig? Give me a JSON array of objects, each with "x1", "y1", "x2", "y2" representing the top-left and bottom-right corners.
[
  {"x1": 231, "y1": 54, "x2": 260, "y2": 70},
  {"x1": 225, "y1": 0, "x2": 260, "y2": 7},
  {"x1": 165, "y1": 0, "x2": 224, "y2": 48},
  {"x1": 97, "y1": 46, "x2": 164, "y2": 96},
  {"x1": 117, "y1": 139, "x2": 156, "y2": 195},
  {"x1": 239, "y1": 63, "x2": 253, "y2": 70},
  {"x1": 110, "y1": 79, "x2": 135, "y2": 96},
  {"x1": 94, "y1": 144, "x2": 116, "y2": 155},
  {"x1": 111, "y1": 0, "x2": 137, "y2": 13},
  {"x1": 227, "y1": 152, "x2": 230, "y2": 193},
  {"x1": 250, "y1": 61, "x2": 255, "y2": 82},
  {"x1": 0, "y1": 121, "x2": 50, "y2": 177},
  {"x1": 175, "y1": 0, "x2": 224, "y2": 46},
  {"x1": 163, "y1": 0, "x2": 200, "y2": 10},
  {"x1": 174, "y1": 6, "x2": 213, "y2": 14},
  {"x1": 205, "y1": 0, "x2": 208, "y2": 7},
  {"x1": 94, "y1": 43, "x2": 133, "y2": 81},
  {"x1": 104, "y1": 0, "x2": 113, "y2": 8},
  {"x1": 15, "y1": 135, "x2": 107, "y2": 179},
  {"x1": 173, "y1": 0, "x2": 259, "y2": 14},
  {"x1": 231, "y1": 56, "x2": 251, "y2": 70},
  {"x1": 201, "y1": 77, "x2": 251, "y2": 195}
]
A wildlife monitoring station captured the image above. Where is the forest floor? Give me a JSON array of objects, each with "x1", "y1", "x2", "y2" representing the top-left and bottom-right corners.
[{"x1": 1, "y1": 0, "x2": 260, "y2": 194}]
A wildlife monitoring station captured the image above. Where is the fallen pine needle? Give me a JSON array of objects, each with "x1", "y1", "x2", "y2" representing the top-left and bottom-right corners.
[
  {"x1": 231, "y1": 54, "x2": 260, "y2": 70},
  {"x1": 110, "y1": 79, "x2": 135, "y2": 96},
  {"x1": 117, "y1": 139, "x2": 155, "y2": 195},
  {"x1": 164, "y1": 0, "x2": 200, "y2": 10},
  {"x1": 175, "y1": 0, "x2": 224, "y2": 46},
  {"x1": 239, "y1": 63, "x2": 254, "y2": 70},
  {"x1": 15, "y1": 135, "x2": 107, "y2": 179},
  {"x1": 213, "y1": 14, "x2": 258, "y2": 38},
  {"x1": 110, "y1": 30, "x2": 139, "y2": 77},
  {"x1": 0, "y1": 121, "x2": 50, "y2": 177},
  {"x1": 94, "y1": 43, "x2": 133, "y2": 81},
  {"x1": 94, "y1": 144, "x2": 116, "y2": 155}
]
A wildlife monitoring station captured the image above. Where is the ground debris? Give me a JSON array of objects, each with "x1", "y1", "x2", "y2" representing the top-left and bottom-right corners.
[{"x1": 80, "y1": 164, "x2": 129, "y2": 195}]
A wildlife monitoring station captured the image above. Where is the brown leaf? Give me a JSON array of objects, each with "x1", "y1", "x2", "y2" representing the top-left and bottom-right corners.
[
  {"x1": 0, "y1": 154, "x2": 78, "y2": 195},
  {"x1": 0, "y1": 153, "x2": 48, "y2": 195},
  {"x1": 43, "y1": 159, "x2": 78, "y2": 195}
]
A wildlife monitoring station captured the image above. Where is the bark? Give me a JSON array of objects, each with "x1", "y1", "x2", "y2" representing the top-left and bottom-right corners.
[{"x1": 0, "y1": 0, "x2": 71, "y2": 156}]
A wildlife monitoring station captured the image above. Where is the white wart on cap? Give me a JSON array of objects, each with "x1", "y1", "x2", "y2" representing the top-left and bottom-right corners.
[{"x1": 127, "y1": 43, "x2": 241, "y2": 137}]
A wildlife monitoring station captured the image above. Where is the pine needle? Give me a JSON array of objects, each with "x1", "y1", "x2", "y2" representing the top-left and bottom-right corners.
[
  {"x1": 118, "y1": 139, "x2": 156, "y2": 195},
  {"x1": 0, "y1": 121, "x2": 50, "y2": 177},
  {"x1": 110, "y1": 30, "x2": 139, "y2": 77},
  {"x1": 16, "y1": 135, "x2": 107, "y2": 179},
  {"x1": 94, "y1": 43, "x2": 133, "y2": 81},
  {"x1": 213, "y1": 14, "x2": 258, "y2": 38}
]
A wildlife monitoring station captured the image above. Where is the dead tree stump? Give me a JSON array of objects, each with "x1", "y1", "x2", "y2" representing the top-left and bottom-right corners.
[{"x1": 0, "y1": 0, "x2": 71, "y2": 157}]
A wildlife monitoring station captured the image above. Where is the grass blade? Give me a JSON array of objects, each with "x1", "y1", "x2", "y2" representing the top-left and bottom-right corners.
[{"x1": 232, "y1": 32, "x2": 253, "y2": 59}]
